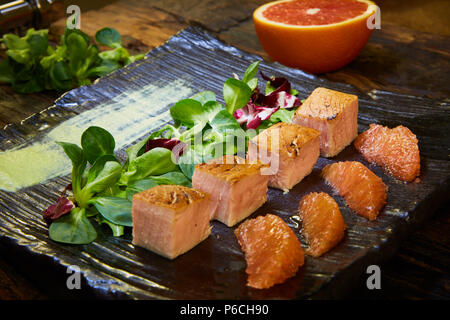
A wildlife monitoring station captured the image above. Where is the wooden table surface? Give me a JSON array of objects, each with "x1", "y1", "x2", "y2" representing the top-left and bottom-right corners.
[{"x1": 0, "y1": 0, "x2": 449, "y2": 299}]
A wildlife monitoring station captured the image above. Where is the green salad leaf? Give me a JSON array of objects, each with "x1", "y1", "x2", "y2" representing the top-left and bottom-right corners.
[
  {"x1": 0, "y1": 26, "x2": 144, "y2": 93},
  {"x1": 223, "y1": 78, "x2": 252, "y2": 114},
  {"x1": 95, "y1": 27, "x2": 122, "y2": 48},
  {"x1": 91, "y1": 197, "x2": 132, "y2": 227},
  {"x1": 49, "y1": 208, "x2": 97, "y2": 244}
]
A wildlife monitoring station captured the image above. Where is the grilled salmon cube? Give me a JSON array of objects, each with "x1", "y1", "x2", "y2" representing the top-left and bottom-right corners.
[
  {"x1": 247, "y1": 122, "x2": 320, "y2": 192},
  {"x1": 292, "y1": 87, "x2": 358, "y2": 157},
  {"x1": 192, "y1": 155, "x2": 269, "y2": 227},
  {"x1": 132, "y1": 185, "x2": 211, "y2": 259}
]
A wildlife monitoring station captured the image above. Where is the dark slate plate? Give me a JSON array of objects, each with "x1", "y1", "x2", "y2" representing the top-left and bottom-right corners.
[{"x1": 0, "y1": 27, "x2": 449, "y2": 299}]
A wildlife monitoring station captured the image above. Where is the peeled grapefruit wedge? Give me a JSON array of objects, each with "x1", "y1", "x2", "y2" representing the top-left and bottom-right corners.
[
  {"x1": 298, "y1": 192, "x2": 346, "y2": 257},
  {"x1": 253, "y1": 0, "x2": 378, "y2": 73},
  {"x1": 354, "y1": 124, "x2": 420, "y2": 182},
  {"x1": 234, "y1": 214, "x2": 304, "y2": 289},
  {"x1": 322, "y1": 161, "x2": 387, "y2": 220}
]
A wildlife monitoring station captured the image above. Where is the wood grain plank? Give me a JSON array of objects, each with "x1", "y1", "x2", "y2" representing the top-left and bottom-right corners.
[{"x1": 49, "y1": 0, "x2": 186, "y2": 51}]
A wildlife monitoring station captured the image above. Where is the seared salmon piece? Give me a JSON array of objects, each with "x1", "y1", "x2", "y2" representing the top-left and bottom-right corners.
[
  {"x1": 132, "y1": 185, "x2": 211, "y2": 259},
  {"x1": 234, "y1": 214, "x2": 304, "y2": 289},
  {"x1": 354, "y1": 123, "x2": 420, "y2": 182},
  {"x1": 298, "y1": 192, "x2": 346, "y2": 257},
  {"x1": 247, "y1": 122, "x2": 320, "y2": 192},
  {"x1": 292, "y1": 87, "x2": 358, "y2": 157},
  {"x1": 322, "y1": 161, "x2": 387, "y2": 221},
  {"x1": 192, "y1": 155, "x2": 269, "y2": 227}
]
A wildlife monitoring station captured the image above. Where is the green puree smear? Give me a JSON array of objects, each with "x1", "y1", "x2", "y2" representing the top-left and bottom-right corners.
[{"x1": 0, "y1": 80, "x2": 193, "y2": 192}]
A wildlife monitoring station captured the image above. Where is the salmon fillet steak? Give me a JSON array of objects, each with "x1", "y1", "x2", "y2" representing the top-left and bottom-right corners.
[
  {"x1": 298, "y1": 192, "x2": 346, "y2": 257},
  {"x1": 132, "y1": 185, "x2": 212, "y2": 259},
  {"x1": 354, "y1": 123, "x2": 420, "y2": 182},
  {"x1": 292, "y1": 87, "x2": 358, "y2": 157},
  {"x1": 234, "y1": 214, "x2": 305, "y2": 289},
  {"x1": 192, "y1": 155, "x2": 269, "y2": 227},
  {"x1": 247, "y1": 122, "x2": 320, "y2": 192},
  {"x1": 322, "y1": 161, "x2": 387, "y2": 220}
]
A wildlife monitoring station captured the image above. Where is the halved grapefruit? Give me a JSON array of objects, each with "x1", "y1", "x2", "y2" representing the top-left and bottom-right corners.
[{"x1": 253, "y1": 0, "x2": 378, "y2": 73}]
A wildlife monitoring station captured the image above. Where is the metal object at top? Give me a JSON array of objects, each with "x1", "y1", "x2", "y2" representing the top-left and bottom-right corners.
[{"x1": 0, "y1": 0, "x2": 59, "y2": 34}]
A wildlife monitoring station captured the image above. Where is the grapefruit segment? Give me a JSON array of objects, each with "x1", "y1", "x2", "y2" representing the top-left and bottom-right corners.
[
  {"x1": 354, "y1": 124, "x2": 420, "y2": 182},
  {"x1": 253, "y1": 0, "x2": 378, "y2": 73},
  {"x1": 298, "y1": 192, "x2": 346, "y2": 257},
  {"x1": 322, "y1": 161, "x2": 387, "y2": 220},
  {"x1": 234, "y1": 214, "x2": 304, "y2": 289}
]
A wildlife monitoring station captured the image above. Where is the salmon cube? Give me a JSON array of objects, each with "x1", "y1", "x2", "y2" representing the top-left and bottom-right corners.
[
  {"x1": 192, "y1": 155, "x2": 269, "y2": 227},
  {"x1": 132, "y1": 185, "x2": 211, "y2": 259},
  {"x1": 292, "y1": 87, "x2": 358, "y2": 157},
  {"x1": 247, "y1": 122, "x2": 320, "y2": 192}
]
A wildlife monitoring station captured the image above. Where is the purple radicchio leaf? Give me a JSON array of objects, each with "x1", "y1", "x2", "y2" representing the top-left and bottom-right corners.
[
  {"x1": 259, "y1": 71, "x2": 291, "y2": 94},
  {"x1": 145, "y1": 138, "x2": 187, "y2": 160},
  {"x1": 262, "y1": 90, "x2": 302, "y2": 109},
  {"x1": 233, "y1": 72, "x2": 302, "y2": 129},
  {"x1": 43, "y1": 195, "x2": 75, "y2": 224},
  {"x1": 253, "y1": 72, "x2": 301, "y2": 109},
  {"x1": 233, "y1": 101, "x2": 280, "y2": 129}
]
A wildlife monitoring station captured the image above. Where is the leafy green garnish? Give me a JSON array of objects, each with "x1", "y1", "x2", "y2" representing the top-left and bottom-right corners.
[
  {"x1": 91, "y1": 197, "x2": 132, "y2": 227},
  {"x1": 0, "y1": 27, "x2": 144, "y2": 93},
  {"x1": 95, "y1": 28, "x2": 122, "y2": 48},
  {"x1": 223, "y1": 78, "x2": 253, "y2": 114},
  {"x1": 49, "y1": 208, "x2": 97, "y2": 245}
]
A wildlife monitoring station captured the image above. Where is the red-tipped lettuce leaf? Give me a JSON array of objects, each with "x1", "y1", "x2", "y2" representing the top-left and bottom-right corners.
[
  {"x1": 259, "y1": 71, "x2": 291, "y2": 95},
  {"x1": 253, "y1": 72, "x2": 301, "y2": 109},
  {"x1": 43, "y1": 196, "x2": 75, "y2": 223},
  {"x1": 233, "y1": 102, "x2": 280, "y2": 129},
  {"x1": 145, "y1": 138, "x2": 187, "y2": 158}
]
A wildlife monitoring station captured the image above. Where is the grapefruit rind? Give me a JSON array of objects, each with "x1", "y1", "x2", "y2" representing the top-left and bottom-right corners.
[{"x1": 253, "y1": 0, "x2": 378, "y2": 73}]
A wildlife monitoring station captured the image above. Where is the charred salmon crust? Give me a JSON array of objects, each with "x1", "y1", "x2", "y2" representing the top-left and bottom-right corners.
[
  {"x1": 133, "y1": 184, "x2": 207, "y2": 210},
  {"x1": 195, "y1": 155, "x2": 268, "y2": 184},
  {"x1": 247, "y1": 122, "x2": 320, "y2": 191}
]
